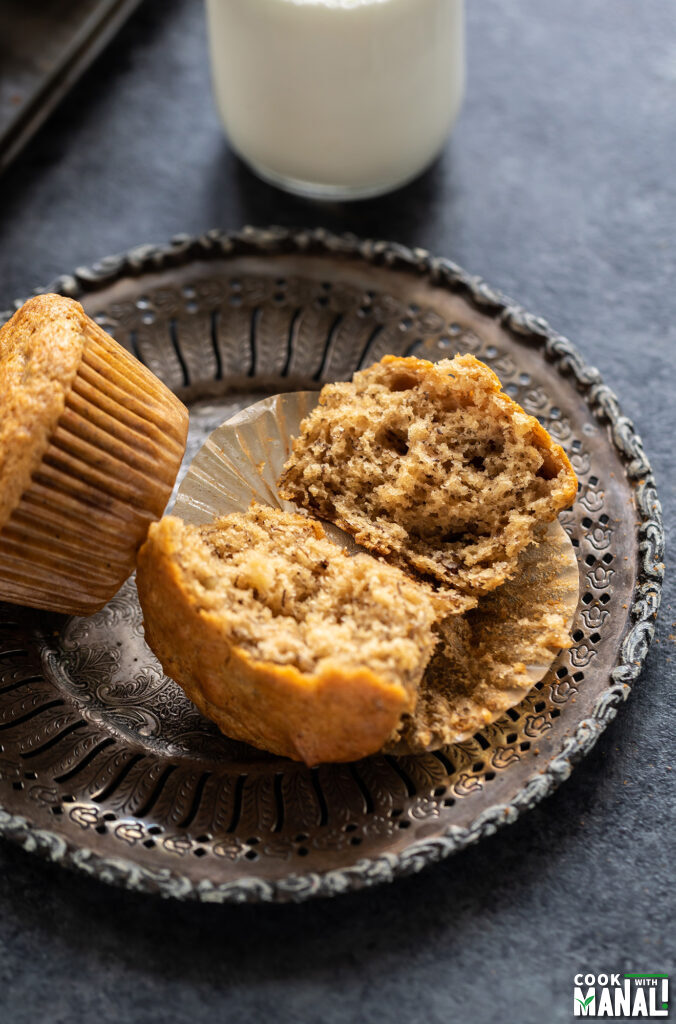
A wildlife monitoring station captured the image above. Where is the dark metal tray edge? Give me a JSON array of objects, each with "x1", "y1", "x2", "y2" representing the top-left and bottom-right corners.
[{"x1": 1, "y1": 0, "x2": 144, "y2": 175}]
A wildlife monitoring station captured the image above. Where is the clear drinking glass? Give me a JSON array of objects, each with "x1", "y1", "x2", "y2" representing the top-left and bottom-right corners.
[{"x1": 205, "y1": 0, "x2": 465, "y2": 200}]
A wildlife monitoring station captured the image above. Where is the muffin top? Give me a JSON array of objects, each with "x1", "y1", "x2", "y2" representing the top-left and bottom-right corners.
[{"x1": 0, "y1": 294, "x2": 89, "y2": 529}]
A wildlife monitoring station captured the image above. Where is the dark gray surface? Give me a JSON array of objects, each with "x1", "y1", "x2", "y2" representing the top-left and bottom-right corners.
[{"x1": 0, "y1": 1, "x2": 673, "y2": 1021}]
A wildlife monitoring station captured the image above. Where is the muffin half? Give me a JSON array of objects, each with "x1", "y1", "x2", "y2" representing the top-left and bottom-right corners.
[
  {"x1": 279, "y1": 354, "x2": 577, "y2": 596},
  {"x1": 0, "y1": 294, "x2": 189, "y2": 615},
  {"x1": 136, "y1": 505, "x2": 455, "y2": 765}
]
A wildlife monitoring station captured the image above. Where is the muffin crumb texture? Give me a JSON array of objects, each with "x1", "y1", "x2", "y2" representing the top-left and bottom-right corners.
[
  {"x1": 280, "y1": 354, "x2": 577, "y2": 595},
  {"x1": 386, "y1": 521, "x2": 578, "y2": 753},
  {"x1": 137, "y1": 505, "x2": 445, "y2": 764}
]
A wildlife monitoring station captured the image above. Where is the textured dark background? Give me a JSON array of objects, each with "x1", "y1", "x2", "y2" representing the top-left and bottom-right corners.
[{"x1": 0, "y1": 1, "x2": 673, "y2": 1022}]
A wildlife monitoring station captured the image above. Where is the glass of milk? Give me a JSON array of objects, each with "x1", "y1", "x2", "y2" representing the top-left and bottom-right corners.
[{"x1": 205, "y1": 0, "x2": 465, "y2": 200}]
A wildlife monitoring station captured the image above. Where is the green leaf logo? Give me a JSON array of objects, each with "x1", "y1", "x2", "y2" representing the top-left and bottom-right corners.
[{"x1": 576, "y1": 996, "x2": 595, "y2": 1008}]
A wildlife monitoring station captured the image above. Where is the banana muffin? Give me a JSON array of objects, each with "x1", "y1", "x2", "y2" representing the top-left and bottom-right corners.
[
  {"x1": 136, "y1": 505, "x2": 466, "y2": 765},
  {"x1": 0, "y1": 294, "x2": 189, "y2": 615},
  {"x1": 280, "y1": 353, "x2": 577, "y2": 595}
]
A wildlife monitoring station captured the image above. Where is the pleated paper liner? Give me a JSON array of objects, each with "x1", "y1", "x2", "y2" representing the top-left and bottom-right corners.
[
  {"x1": 174, "y1": 392, "x2": 580, "y2": 753},
  {"x1": 0, "y1": 321, "x2": 188, "y2": 616}
]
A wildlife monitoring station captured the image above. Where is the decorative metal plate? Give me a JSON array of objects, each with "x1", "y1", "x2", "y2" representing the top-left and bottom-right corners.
[{"x1": 0, "y1": 228, "x2": 663, "y2": 903}]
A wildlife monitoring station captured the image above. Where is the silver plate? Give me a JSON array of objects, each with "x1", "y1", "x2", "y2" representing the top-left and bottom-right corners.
[{"x1": 0, "y1": 227, "x2": 663, "y2": 904}]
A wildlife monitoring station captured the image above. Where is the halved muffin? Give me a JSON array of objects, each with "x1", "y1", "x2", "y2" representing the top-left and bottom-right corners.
[
  {"x1": 280, "y1": 354, "x2": 577, "y2": 595},
  {"x1": 136, "y1": 505, "x2": 463, "y2": 765},
  {"x1": 0, "y1": 294, "x2": 189, "y2": 615}
]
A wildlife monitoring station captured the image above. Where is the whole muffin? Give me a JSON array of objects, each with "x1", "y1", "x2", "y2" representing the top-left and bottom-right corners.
[{"x1": 0, "y1": 294, "x2": 189, "y2": 615}]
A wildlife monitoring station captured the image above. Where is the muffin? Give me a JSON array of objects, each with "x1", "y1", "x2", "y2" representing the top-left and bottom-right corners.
[
  {"x1": 136, "y1": 505, "x2": 465, "y2": 765},
  {"x1": 0, "y1": 294, "x2": 189, "y2": 615},
  {"x1": 279, "y1": 354, "x2": 577, "y2": 596}
]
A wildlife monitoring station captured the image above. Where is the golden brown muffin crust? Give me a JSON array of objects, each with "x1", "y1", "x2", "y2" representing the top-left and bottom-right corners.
[
  {"x1": 0, "y1": 294, "x2": 94, "y2": 529},
  {"x1": 137, "y1": 507, "x2": 446, "y2": 765},
  {"x1": 0, "y1": 293, "x2": 189, "y2": 615}
]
